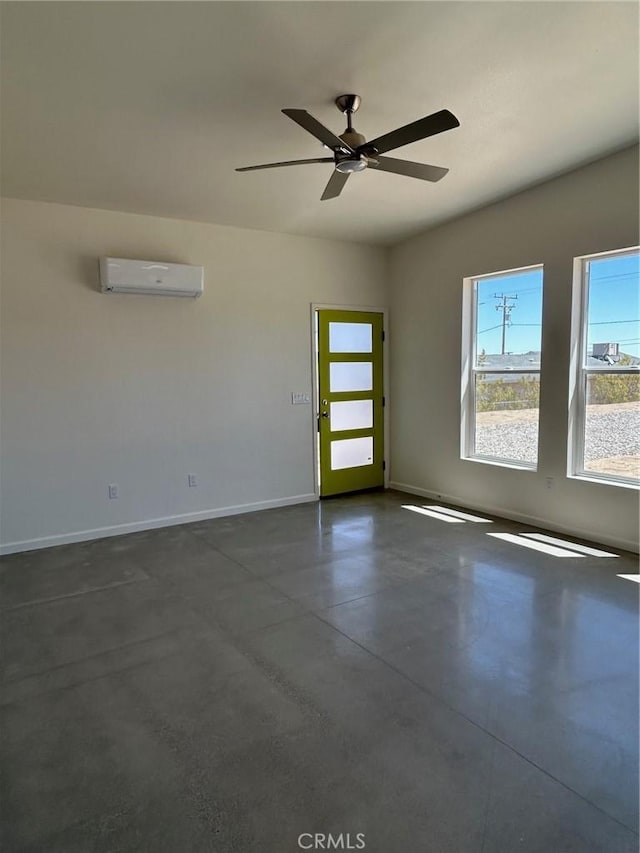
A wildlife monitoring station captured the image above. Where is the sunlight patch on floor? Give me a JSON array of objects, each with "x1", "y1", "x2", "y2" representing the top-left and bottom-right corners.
[
  {"x1": 487, "y1": 532, "x2": 585, "y2": 557},
  {"x1": 401, "y1": 505, "x2": 464, "y2": 523},
  {"x1": 425, "y1": 506, "x2": 493, "y2": 523},
  {"x1": 521, "y1": 533, "x2": 618, "y2": 558}
]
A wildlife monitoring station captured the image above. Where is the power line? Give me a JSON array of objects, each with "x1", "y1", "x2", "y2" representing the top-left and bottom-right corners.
[
  {"x1": 506, "y1": 320, "x2": 638, "y2": 327},
  {"x1": 480, "y1": 285, "x2": 540, "y2": 297},
  {"x1": 588, "y1": 320, "x2": 639, "y2": 326},
  {"x1": 478, "y1": 324, "x2": 504, "y2": 335},
  {"x1": 481, "y1": 320, "x2": 637, "y2": 334},
  {"x1": 589, "y1": 271, "x2": 639, "y2": 282},
  {"x1": 506, "y1": 286, "x2": 541, "y2": 296}
]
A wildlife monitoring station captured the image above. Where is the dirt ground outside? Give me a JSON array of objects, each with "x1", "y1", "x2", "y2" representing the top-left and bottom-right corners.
[{"x1": 585, "y1": 456, "x2": 640, "y2": 476}]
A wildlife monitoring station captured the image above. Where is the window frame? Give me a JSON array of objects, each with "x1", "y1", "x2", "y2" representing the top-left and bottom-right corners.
[
  {"x1": 461, "y1": 263, "x2": 543, "y2": 471},
  {"x1": 568, "y1": 246, "x2": 640, "y2": 489}
]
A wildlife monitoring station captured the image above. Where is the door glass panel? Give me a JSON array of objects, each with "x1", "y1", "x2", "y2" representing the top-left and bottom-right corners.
[
  {"x1": 329, "y1": 322, "x2": 372, "y2": 353},
  {"x1": 330, "y1": 362, "x2": 372, "y2": 392},
  {"x1": 331, "y1": 436, "x2": 373, "y2": 470},
  {"x1": 330, "y1": 400, "x2": 373, "y2": 432}
]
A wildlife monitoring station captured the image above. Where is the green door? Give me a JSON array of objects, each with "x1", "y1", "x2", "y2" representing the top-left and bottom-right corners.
[{"x1": 318, "y1": 309, "x2": 384, "y2": 497}]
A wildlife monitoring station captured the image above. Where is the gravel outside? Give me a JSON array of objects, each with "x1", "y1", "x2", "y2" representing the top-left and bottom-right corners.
[{"x1": 475, "y1": 402, "x2": 640, "y2": 475}]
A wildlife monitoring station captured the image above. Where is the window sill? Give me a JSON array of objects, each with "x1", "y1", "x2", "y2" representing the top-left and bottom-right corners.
[
  {"x1": 462, "y1": 455, "x2": 537, "y2": 472},
  {"x1": 568, "y1": 472, "x2": 640, "y2": 491}
]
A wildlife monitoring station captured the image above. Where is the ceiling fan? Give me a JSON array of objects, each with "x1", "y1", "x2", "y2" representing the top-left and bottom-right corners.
[{"x1": 236, "y1": 94, "x2": 460, "y2": 200}]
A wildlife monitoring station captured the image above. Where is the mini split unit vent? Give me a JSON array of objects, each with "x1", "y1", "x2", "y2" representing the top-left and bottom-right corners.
[{"x1": 100, "y1": 257, "x2": 204, "y2": 298}]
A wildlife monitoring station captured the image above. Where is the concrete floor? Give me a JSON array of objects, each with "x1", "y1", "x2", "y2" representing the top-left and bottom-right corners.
[{"x1": 1, "y1": 490, "x2": 638, "y2": 852}]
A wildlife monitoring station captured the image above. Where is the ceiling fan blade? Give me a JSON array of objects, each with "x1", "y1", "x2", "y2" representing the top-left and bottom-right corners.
[
  {"x1": 282, "y1": 109, "x2": 353, "y2": 152},
  {"x1": 321, "y1": 169, "x2": 350, "y2": 201},
  {"x1": 236, "y1": 158, "x2": 333, "y2": 172},
  {"x1": 362, "y1": 109, "x2": 460, "y2": 156},
  {"x1": 370, "y1": 156, "x2": 449, "y2": 182}
]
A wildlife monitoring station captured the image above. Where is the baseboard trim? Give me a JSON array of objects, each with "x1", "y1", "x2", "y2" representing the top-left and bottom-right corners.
[
  {"x1": 389, "y1": 481, "x2": 639, "y2": 554},
  {"x1": 0, "y1": 493, "x2": 319, "y2": 555}
]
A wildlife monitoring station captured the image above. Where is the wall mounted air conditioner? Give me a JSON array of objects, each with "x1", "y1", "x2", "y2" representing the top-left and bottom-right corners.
[{"x1": 100, "y1": 257, "x2": 204, "y2": 298}]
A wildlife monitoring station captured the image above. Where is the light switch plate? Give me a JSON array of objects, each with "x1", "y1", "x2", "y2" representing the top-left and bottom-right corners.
[{"x1": 291, "y1": 392, "x2": 311, "y2": 405}]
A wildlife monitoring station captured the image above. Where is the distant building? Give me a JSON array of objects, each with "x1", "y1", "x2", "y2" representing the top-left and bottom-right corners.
[{"x1": 478, "y1": 348, "x2": 639, "y2": 382}]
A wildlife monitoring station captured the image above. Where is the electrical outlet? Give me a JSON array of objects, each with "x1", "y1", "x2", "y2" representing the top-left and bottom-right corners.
[
  {"x1": 188, "y1": 474, "x2": 197, "y2": 487},
  {"x1": 108, "y1": 484, "x2": 119, "y2": 499},
  {"x1": 546, "y1": 477, "x2": 554, "y2": 490}
]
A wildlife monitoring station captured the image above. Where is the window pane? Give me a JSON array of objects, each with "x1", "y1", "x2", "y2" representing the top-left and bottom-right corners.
[
  {"x1": 329, "y1": 322, "x2": 372, "y2": 353},
  {"x1": 330, "y1": 400, "x2": 373, "y2": 432},
  {"x1": 475, "y1": 268, "x2": 543, "y2": 368},
  {"x1": 583, "y1": 373, "x2": 640, "y2": 480},
  {"x1": 330, "y1": 362, "x2": 372, "y2": 392},
  {"x1": 330, "y1": 437, "x2": 373, "y2": 470},
  {"x1": 474, "y1": 373, "x2": 540, "y2": 464},
  {"x1": 585, "y1": 252, "x2": 640, "y2": 368}
]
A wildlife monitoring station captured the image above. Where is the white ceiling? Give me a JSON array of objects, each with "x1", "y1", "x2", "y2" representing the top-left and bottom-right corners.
[{"x1": 1, "y1": 2, "x2": 638, "y2": 246}]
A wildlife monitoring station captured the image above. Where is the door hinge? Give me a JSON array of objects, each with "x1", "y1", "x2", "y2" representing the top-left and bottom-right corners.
[
  {"x1": 382, "y1": 460, "x2": 386, "y2": 471},
  {"x1": 382, "y1": 396, "x2": 385, "y2": 407},
  {"x1": 382, "y1": 330, "x2": 385, "y2": 342}
]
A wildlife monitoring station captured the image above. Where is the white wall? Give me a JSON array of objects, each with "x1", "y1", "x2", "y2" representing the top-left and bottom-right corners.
[
  {"x1": 389, "y1": 145, "x2": 639, "y2": 552},
  {"x1": 0, "y1": 199, "x2": 387, "y2": 551}
]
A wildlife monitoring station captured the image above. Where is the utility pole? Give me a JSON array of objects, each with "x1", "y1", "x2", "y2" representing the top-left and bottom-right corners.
[{"x1": 494, "y1": 293, "x2": 518, "y2": 354}]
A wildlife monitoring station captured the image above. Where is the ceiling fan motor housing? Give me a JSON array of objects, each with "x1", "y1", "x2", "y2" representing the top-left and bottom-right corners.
[
  {"x1": 339, "y1": 129, "x2": 367, "y2": 149},
  {"x1": 336, "y1": 109, "x2": 369, "y2": 172}
]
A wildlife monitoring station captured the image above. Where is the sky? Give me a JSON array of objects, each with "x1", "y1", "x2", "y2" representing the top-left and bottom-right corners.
[
  {"x1": 475, "y1": 252, "x2": 640, "y2": 358},
  {"x1": 587, "y1": 253, "x2": 640, "y2": 358}
]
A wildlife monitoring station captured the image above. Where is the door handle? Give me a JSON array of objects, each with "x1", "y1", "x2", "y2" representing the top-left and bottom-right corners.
[{"x1": 320, "y1": 411, "x2": 329, "y2": 419}]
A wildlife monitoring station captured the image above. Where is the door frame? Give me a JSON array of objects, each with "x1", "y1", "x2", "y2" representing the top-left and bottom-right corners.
[{"x1": 310, "y1": 303, "x2": 389, "y2": 498}]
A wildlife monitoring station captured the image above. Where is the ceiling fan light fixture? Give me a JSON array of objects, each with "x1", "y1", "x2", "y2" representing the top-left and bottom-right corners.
[{"x1": 335, "y1": 157, "x2": 367, "y2": 174}]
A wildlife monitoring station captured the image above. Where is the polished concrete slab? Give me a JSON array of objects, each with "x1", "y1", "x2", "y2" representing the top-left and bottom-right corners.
[{"x1": 1, "y1": 490, "x2": 638, "y2": 852}]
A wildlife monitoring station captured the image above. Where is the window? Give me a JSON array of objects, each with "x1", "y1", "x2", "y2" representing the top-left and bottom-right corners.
[
  {"x1": 461, "y1": 265, "x2": 543, "y2": 468},
  {"x1": 569, "y1": 247, "x2": 640, "y2": 487}
]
